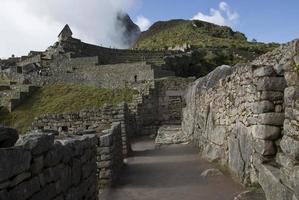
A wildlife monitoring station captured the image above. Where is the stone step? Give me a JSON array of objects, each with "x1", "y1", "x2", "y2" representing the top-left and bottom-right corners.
[{"x1": 155, "y1": 125, "x2": 189, "y2": 145}]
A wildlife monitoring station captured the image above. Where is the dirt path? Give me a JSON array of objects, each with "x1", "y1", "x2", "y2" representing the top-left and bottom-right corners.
[{"x1": 99, "y1": 137, "x2": 245, "y2": 200}]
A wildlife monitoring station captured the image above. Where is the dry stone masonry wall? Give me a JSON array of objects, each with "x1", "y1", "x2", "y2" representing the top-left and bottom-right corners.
[
  {"x1": 182, "y1": 40, "x2": 299, "y2": 200},
  {"x1": 97, "y1": 123, "x2": 123, "y2": 188},
  {"x1": 32, "y1": 103, "x2": 133, "y2": 156},
  {"x1": 0, "y1": 131, "x2": 98, "y2": 200}
]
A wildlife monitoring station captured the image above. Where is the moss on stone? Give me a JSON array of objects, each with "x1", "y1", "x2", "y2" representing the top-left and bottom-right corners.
[{"x1": 0, "y1": 84, "x2": 138, "y2": 134}]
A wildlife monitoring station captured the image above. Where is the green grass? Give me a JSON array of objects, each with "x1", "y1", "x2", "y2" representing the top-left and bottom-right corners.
[
  {"x1": 0, "y1": 76, "x2": 11, "y2": 84},
  {"x1": 0, "y1": 84, "x2": 138, "y2": 133},
  {"x1": 134, "y1": 19, "x2": 278, "y2": 54}
]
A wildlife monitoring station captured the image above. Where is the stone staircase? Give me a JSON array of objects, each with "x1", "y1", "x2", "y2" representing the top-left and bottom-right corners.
[{"x1": 0, "y1": 84, "x2": 39, "y2": 112}]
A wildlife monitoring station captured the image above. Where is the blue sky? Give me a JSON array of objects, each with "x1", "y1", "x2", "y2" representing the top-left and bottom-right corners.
[
  {"x1": 130, "y1": 0, "x2": 299, "y2": 43},
  {"x1": 0, "y1": 0, "x2": 298, "y2": 58}
]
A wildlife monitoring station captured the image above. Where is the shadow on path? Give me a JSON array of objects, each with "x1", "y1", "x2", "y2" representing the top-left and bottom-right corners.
[{"x1": 100, "y1": 137, "x2": 244, "y2": 200}]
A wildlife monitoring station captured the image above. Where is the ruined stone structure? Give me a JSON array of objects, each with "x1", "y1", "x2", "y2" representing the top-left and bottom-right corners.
[
  {"x1": 0, "y1": 131, "x2": 98, "y2": 200},
  {"x1": 31, "y1": 103, "x2": 133, "y2": 156},
  {"x1": 0, "y1": 121, "x2": 126, "y2": 199},
  {"x1": 182, "y1": 40, "x2": 299, "y2": 200},
  {"x1": 2, "y1": 24, "x2": 299, "y2": 200}
]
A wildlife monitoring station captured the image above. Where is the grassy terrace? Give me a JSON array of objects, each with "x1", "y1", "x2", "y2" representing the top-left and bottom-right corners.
[{"x1": 0, "y1": 84, "x2": 138, "y2": 134}]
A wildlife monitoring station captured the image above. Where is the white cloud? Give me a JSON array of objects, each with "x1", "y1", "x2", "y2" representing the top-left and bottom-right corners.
[
  {"x1": 192, "y1": 2, "x2": 239, "y2": 26},
  {"x1": 135, "y1": 16, "x2": 151, "y2": 31},
  {"x1": 0, "y1": 0, "x2": 137, "y2": 58}
]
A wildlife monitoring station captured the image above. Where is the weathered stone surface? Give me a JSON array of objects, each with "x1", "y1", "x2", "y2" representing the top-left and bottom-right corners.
[
  {"x1": 257, "y1": 77, "x2": 287, "y2": 91},
  {"x1": 260, "y1": 91, "x2": 284, "y2": 101},
  {"x1": 258, "y1": 113, "x2": 285, "y2": 126},
  {"x1": 284, "y1": 86, "x2": 299, "y2": 107},
  {"x1": 294, "y1": 55, "x2": 299, "y2": 66},
  {"x1": 0, "y1": 190, "x2": 9, "y2": 200},
  {"x1": 252, "y1": 125, "x2": 281, "y2": 140},
  {"x1": 284, "y1": 119, "x2": 299, "y2": 137},
  {"x1": 0, "y1": 148, "x2": 31, "y2": 182},
  {"x1": 293, "y1": 167, "x2": 299, "y2": 199},
  {"x1": 10, "y1": 172, "x2": 31, "y2": 187},
  {"x1": 253, "y1": 66, "x2": 275, "y2": 77},
  {"x1": 280, "y1": 136, "x2": 299, "y2": 160},
  {"x1": 234, "y1": 190, "x2": 266, "y2": 200},
  {"x1": 228, "y1": 122, "x2": 252, "y2": 181},
  {"x1": 250, "y1": 101, "x2": 275, "y2": 114},
  {"x1": 259, "y1": 165, "x2": 292, "y2": 200},
  {"x1": 10, "y1": 176, "x2": 41, "y2": 200},
  {"x1": 16, "y1": 131, "x2": 55, "y2": 155},
  {"x1": 200, "y1": 168, "x2": 223, "y2": 177},
  {"x1": 0, "y1": 127, "x2": 19, "y2": 148},
  {"x1": 285, "y1": 72, "x2": 299, "y2": 86},
  {"x1": 155, "y1": 125, "x2": 189, "y2": 145},
  {"x1": 254, "y1": 139, "x2": 276, "y2": 156}
]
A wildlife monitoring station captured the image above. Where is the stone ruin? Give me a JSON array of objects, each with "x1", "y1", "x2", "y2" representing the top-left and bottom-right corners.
[
  {"x1": 1, "y1": 25, "x2": 299, "y2": 200},
  {"x1": 182, "y1": 39, "x2": 299, "y2": 200}
]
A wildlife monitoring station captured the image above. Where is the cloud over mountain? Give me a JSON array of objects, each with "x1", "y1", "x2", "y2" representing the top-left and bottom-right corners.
[
  {"x1": 192, "y1": 2, "x2": 239, "y2": 26},
  {"x1": 0, "y1": 0, "x2": 137, "y2": 58}
]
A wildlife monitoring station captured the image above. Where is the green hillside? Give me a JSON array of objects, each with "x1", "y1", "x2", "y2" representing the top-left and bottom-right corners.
[
  {"x1": 0, "y1": 84, "x2": 137, "y2": 133},
  {"x1": 134, "y1": 19, "x2": 278, "y2": 54}
]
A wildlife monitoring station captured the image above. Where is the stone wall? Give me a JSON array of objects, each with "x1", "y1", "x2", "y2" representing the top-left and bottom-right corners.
[
  {"x1": 97, "y1": 123, "x2": 123, "y2": 188},
  {"x1": 0, "y1": 131, "x2": 98, "y2": 200},
  {"x1": 60, "y1": 37, "x2": 174, "y2": 66},
  {"x1": 130, "y1": 77, "x2": 194, "y2": 136},
  {"x1": 182, "y1": 40, "x2": 299, "y2": 200},
  {"x1": 32, "y1": 103, "x2": 133, "y2": 156}
]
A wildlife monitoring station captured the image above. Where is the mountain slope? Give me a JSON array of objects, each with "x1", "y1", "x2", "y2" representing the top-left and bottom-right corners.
[{"x1": 134, "y1": 19, "x2": 278, "y2": 54}]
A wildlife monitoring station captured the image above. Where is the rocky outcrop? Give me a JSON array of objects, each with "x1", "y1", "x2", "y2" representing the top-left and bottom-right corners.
[{"x1": 116, "y1": 12, "x2": 141, "y2": 47}]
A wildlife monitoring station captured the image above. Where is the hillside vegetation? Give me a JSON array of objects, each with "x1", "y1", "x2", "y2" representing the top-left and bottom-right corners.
[
  {"x1": 0, "y1": 84, "x2": 137, "y2": 133},
  {"x1": 134, "y1": 19, "x2": 278, "y2": 54}
]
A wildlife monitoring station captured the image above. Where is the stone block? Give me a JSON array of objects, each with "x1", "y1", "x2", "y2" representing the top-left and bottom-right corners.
[
  {"x1": 259, "y1": 164, "x2": 293, "y2": 200},
  {"x1": 31, "y1": 156, "x2": 44, "y2": 175},
  {"x1": 10, "y1": 172, "x2": 31, "y2": 187},
  {"x1": 254, "y1": 139, "x2": 276, "y2": 156},
  {"x1": 293, "y1": 167, "x2": 299, "y2": 199},
  {"x1": 0, "y1": 148, "x2": 31, "y2": 182},
  {"x1": 285, "y1": 72, "x2": 299, "y2": 86},
  {"x1": 44, "y1": 144, "x2": 63, "y2": 167},
  {"x1": 17, "y1": 132, "x2": 55, "y2": 156},
  {"x1": 280, "y1": 136, "x2": 299, "y2": 160},
  {"x1": 249, "y1": 101, "x2": 275, "y2": 114},
  {"x1": 260, "y1": 91, "x2": 284, "y2": 101},
  {"x1": 99, "y1": 134, "x2": 113, "y2": 147},
  {"x1": 253, "y1": 66, "x2": 275, "y2": 77},
  {"x1": 285, "y1": 86, "x2": 299, "y2": 107},
  {"x1": 284, "y1": 119, "x2": 299, "y2": 137},
  {"x1": 9, "y1": 176, "x2": 40, "y2": 200},
  {"x1": 257, "y1": 113, "x2": 285, "y2": 126},
  {"x1": 252, "y1": 125, "x2": 281, "y2": 140},
  {"x1": 257, "y1": 77, "x2": 287, "y2": 91}
]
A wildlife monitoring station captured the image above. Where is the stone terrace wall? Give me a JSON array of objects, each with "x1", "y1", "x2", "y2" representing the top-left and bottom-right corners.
[
  {"x1": 32, "y1": 103, "x2": 133, "y2": 156},
  {"x1": 60, "y1": 38, "x2": 174, "y2": 65},
  {"x1": 0, "y1": 132, "x2": 98, "y2": 200},
  {"x1": 129, "y1": 77, "x2": 194, "y2": 136},
  {"x1": 182, "y1": 40, "x2": 299, "y2": 200},
  {"x1": 97, "y1": 123, "x2": 123, "y2": 188}
]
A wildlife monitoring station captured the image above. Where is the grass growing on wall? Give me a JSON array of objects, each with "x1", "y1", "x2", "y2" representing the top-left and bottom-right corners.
[
  {"x1": 0, "y1": 84, "x2": 138, "y2": 134},
  {"x1": 0, "y1": 75, "x2": 11, "y2": 84}
]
